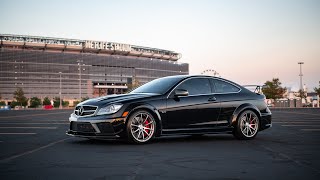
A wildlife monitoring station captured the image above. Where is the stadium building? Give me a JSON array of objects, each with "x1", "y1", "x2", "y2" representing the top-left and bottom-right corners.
[{"x1": 0, "y1": 34, "x2": 188, "y2": 105}]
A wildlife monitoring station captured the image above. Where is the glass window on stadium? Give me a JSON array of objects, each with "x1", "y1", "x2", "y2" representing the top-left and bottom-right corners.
[{"x1": 0, "y1": 48, "x2": 188, "y2": 101}]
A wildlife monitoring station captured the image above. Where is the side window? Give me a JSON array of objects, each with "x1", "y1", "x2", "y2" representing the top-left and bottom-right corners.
[
  {"x1": 212, "y1": 79, "x2": 240, "y2": 93},
  {"x1": 176, "y1": 78, "x2": 211, "y2": 95}
]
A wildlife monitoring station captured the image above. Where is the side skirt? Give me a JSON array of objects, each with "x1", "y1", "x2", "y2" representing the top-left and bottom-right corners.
[{"x1": 161, "y1": 127, "x2": 234, "y2": 136}]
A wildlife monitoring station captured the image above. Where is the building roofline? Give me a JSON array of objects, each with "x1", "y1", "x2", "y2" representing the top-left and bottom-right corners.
[{"x1": 0, "y1": 34, "x2": 181, "y2": 61}]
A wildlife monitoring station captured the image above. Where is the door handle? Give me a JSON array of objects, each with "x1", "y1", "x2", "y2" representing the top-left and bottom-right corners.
[{"x1": 208, "y1": 97, "x2": 217, "y2": 102}]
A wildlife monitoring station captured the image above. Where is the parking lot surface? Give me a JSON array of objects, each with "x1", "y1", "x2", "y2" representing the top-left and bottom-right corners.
[{"x1": 0, "y1": 108, "x2": 319, "y2": 180}]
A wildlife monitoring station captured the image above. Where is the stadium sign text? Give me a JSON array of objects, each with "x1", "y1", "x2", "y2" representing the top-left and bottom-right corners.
[{"x1": 85, "y1": 40, "x2": 131, "y2": 52}]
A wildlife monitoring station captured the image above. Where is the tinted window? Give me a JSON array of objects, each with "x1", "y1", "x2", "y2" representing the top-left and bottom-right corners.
[
  {"x1": 130, "y1": 76, "x2": 182, "y2": 94},
  {"x1": 212, "y1": 79, "x2": 240, "y2": 93},
  {"x1": 176, "y1": 78, "x2": 211, "y2": 95}
]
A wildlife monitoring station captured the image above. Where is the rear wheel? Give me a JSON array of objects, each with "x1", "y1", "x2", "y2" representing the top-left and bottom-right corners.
[
  {"x1": 233, "y1": 110, "x2": 259, "y2": 140},
  {"x1": 126, "y1": 110, "x2": 156, "y2": 144}
]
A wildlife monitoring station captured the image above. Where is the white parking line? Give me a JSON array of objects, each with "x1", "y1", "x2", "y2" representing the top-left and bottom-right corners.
[
  {"x1": 301, "y1": 129, "x2": 320, "y2": 131},
  {"x1": 274, "y1": 122, "x2": 320, "y2": 124},
  {"x1": 0, "y1": 133, "x2": 37, "y2": 135},
  {"x1": 0, "y1": 127, "x2": 57, "y2": 129},
  {"x1": 272, "y1": 111, "x2": 320, "y2": 116},
  {"x1": 0, "y1": 111, "x2": 71, "y2": 119},
  {"x1": 0, "y1": 120, "x2": 68, "y2": 123},
  {"x1": 0, "y1": 123, "x2": 68, "y2": 125},
  {"x1": 0, "y1": 137, "x2": 71, "y2": 163},
  {"x1": 282, "y1": 125, "x2": 320, "y2": 127}
]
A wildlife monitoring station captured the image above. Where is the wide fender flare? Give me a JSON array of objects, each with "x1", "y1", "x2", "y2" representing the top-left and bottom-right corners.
[
  {"x1": 124, "y1": 103, "x2": 162, "y2": 136},
  {"x1": 231, "y1": 103, "x2": 261, "y2": 127}
]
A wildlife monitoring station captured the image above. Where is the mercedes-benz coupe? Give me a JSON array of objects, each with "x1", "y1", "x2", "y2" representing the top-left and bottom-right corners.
[{"x1": 67, "y1": 75, "x2": 272, "y2": 144}]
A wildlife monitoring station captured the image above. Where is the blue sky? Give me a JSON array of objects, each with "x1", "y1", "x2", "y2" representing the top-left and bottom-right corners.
[{"x1": 1, "y1": 0, "x2": 319, "y2": 91}]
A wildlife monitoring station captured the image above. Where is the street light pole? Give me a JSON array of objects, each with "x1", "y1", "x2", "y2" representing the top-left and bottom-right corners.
[
  {"x1": 79, "y1": 63, "x2": 82, "y2": 100},
  {"x1": 318, "y1": 81, "x2": 320, "y2": 108},
  {"x1": 77, "y1": 60, "x2": 84, "y2": 100},
  {"x1": 59, "y1": 72, "x2": 62, "y2": 109},
  {"x1": 298, "y1": 62, "x2": 304, "y2": 91}
]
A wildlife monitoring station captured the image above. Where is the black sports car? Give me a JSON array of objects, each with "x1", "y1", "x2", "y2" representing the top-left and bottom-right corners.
[{"x1": 67, "y1": 75, "x2": 272, "y2": 144}]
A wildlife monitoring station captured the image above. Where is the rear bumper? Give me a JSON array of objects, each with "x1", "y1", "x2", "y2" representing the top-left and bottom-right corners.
[{"x1": 260, "y1": 112, "x2": 272, "y2": 131}]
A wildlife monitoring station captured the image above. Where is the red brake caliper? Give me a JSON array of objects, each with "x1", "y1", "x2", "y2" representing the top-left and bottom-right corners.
[
  {"x1": 249, "y1": 116, "x2": 254, "y2": 128},
  {"x1": 144, "y1": 118, "x2": 150, "y2": 136}
]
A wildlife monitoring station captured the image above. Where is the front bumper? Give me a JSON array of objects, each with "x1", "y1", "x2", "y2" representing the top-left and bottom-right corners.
[
  {"x1": 66, "y1": 130, "x2": 121, "y2": 139},
  {"x1": 66, "y1": 113, "x2": 126, "y2": 139}
]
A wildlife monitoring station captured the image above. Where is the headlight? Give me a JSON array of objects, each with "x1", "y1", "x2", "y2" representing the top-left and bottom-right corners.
[{"x1": 97, "y1": 104, "x2": 123, "y2": 115}]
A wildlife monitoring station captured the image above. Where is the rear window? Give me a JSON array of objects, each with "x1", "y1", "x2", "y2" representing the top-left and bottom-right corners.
[{"x1": 211, "y1": 79, "x2": 240, "y2": 93}]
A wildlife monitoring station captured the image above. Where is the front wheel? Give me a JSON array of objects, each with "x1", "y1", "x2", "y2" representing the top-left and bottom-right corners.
[
  {"x1": 126, "y1": 110, "x2": 156, "y2": 144},
  {"x1": 233, "y1": 110, "x2": 259, "y2": 140}
]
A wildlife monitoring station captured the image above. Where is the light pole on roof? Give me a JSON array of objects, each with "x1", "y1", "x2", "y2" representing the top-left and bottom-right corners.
[
  {"x1": 298, "y1": 62, "x2": 304, "y2": 91},
  {"x1": 59, "y1": 72, "x2": 62, "y2": 109}
]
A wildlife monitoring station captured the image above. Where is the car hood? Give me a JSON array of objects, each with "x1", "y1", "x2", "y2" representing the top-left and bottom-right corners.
[{"x1": 78, "y1": 93, "x2": 160, "y2": 106}]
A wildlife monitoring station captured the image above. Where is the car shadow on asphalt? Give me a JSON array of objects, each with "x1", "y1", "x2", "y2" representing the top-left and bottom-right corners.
[{"x1": 67, "y1": 134, "x2": 238, "y2": 146}]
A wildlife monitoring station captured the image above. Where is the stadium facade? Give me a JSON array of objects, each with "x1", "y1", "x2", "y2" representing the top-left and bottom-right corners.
[{"x1": 0, "y1": 34, "x2": 188, "y2": 105}]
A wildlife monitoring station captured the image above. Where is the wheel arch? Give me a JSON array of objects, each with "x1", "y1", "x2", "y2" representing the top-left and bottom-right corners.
[
  {"x1": 231, "y1": 103, "x2": 261, "y2": 128},
  {"x1": 124, "y1": 103, "x2": 162, "y2": 137}
]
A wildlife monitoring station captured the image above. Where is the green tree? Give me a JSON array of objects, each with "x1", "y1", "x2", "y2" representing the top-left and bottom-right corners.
[
  {"x1": 62, "y1": 101, "x2": 69, "y2": 107},
  {"x1": 53, "y1": 97, "x2": 69, "y2": 107},
  {"x1": 315, "y1": 87, "x2": 320, "y2": 96},
  {"x1": 262, "y1": 78, "x2": 287, "y2": 100},
  {"x1": 81, "y1": 97, "x2": 89, "y2": 102},
  {"x1": 0, "y1": 101, "x2": 6, "y2": 106},
  {"x1": 295, "y1": 89, "x2": 307, "y2": 99},
  {"x1": 73, "y1": 100, "x2": 80, "y2": 107},
  {"x1": 10, "y1": 101, "x2": 19, "y2": 108},
  {"x1": 30, "y1": 97, "x2": 42, "y2": 108},
  {"x1": 13, "y1": 87, "x2": 28, "y2": 106},
  {"x1": 53, "y1": 97, "x2": 61, "y2": 108},
  {"x1": 315, "y1": 87, "x2": 320, "y2": 107},
  {"x1": 43, "y1": 97, "x2": 51, "y2": 105}
]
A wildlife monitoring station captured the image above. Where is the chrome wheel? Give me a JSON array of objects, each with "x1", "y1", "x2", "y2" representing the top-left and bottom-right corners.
[
  {"x1": 130, "y1": 112, "x2": 155, "y2": 143},
  {"x1": 239, "y1": 110, "x2": 259, "y2": 138}
]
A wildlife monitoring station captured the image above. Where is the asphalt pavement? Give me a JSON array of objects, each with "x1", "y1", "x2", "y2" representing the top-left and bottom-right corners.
[{"x1": 0, "y1": 108, "x2": 319, "y2": 180}]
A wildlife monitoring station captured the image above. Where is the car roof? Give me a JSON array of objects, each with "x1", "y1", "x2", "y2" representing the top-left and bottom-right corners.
[
  {"x1": 164, "y1": 74, "x2": 232, "y2": 82},
  {"x1": 163, "y1": 75, "x2": 243, "y2": 89}
]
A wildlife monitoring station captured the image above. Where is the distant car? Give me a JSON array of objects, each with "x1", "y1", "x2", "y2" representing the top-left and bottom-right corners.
[
  {"x1": 43, "y1": 105, "x2": 53, "y2": 110},
  {"x1": 67, "y1": 75, "x2": 272, "y2": 144},
  {"x1": 14, "y1": 106, "x2": 23, "y2": 110},
  {"x1": 0, "y1": 105, "x2": 11, "y2": 110}
]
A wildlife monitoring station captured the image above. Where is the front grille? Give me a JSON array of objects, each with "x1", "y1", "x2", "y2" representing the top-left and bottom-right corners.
[
  {"x1": 70, "y1": 122, "x2": 95, "y2": 132},
  {"x1": 74, "y1": 105, "x2": 97, "y2": 116}
]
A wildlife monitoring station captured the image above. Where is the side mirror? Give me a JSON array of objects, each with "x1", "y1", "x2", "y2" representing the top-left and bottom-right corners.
[{"x1": 174, "y1": 89, "x2": 189, "y2": 97}]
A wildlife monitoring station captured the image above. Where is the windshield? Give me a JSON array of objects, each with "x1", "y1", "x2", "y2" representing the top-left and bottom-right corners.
[{"x1": 130, "y1": 76, "x2": 183, "y2": 94}]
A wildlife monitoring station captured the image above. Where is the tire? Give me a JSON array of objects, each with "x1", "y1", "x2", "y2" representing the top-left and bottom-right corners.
[
  {"x1": 126, "y1": 110, "x2": 156, "y2": 144},
  {"x1": 233, "y1": 110, "x2": 259, "y2": 140}
]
